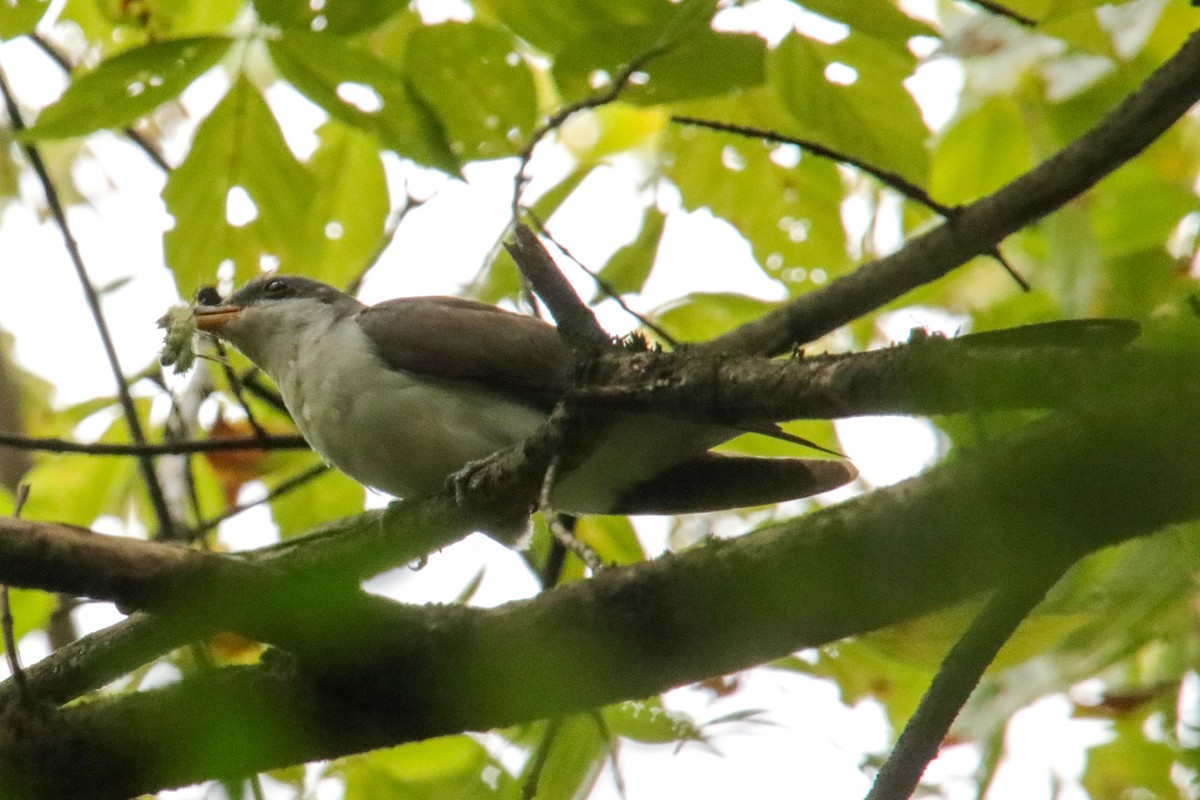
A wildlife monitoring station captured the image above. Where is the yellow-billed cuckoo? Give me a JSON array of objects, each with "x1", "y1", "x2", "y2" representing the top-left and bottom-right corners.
[{"x1": 193, "y1": 275, "x2": 856, "y2": 515}]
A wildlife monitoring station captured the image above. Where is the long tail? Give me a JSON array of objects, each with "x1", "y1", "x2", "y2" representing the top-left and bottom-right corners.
[{"x1": 610, "y1": 455, "x2": 857, "y2": 515}]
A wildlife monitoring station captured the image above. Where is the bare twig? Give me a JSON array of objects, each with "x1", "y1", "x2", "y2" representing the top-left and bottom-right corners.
[
  {"x1": 671, "y1": 116, "x2": 955, "y2": 216},
  {"x1": 512, "y1": 46, "x2": 666, "y2": 220},
  {"x1": 213, "y1": 341, "x2": 268, "y2": 439},
  {"x1": 521, "y1": 718, "x2": 563, "y2": 800},
  {"x1": 0, "y1": 63, "x2": 178, "y2": 538},
  {"x1": 669, "y1": 116, "x2": 1030, "y2": 291},
  {"x1": 0, "y1": 431, "x2": 309, "y2": 456},
  {"x1": 966, "y1": 0, "x2": 1038, "y2": 26}
]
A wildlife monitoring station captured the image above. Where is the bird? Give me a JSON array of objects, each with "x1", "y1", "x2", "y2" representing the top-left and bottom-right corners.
[{"x1": 192, "y1": 274, "x2": 856, "y2": 517}]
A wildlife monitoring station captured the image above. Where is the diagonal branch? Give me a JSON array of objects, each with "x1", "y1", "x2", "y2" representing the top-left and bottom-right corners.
[
  {"x1": 0, "y1": 64, "x2": 177, "y2": 537},
  {"x1": 699, "y1": 28, "x2": 1200, "y2": 357},
  {"x1": 1, "y1": 387, "x2": 1198, "y2": 798}
]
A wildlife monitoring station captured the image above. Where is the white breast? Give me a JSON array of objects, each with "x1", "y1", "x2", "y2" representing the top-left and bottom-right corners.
[{"x1": 269, "y1": 314, "x2": 548, "y2": 498}]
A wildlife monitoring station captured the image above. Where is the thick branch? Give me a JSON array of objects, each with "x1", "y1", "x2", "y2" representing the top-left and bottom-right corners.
[
  {"x1": 700, "y1": 29, "x2": 1200, "y2": 356},
  {"x1": 0, "y1": 392, "x2": 1197, "y2": 798}
]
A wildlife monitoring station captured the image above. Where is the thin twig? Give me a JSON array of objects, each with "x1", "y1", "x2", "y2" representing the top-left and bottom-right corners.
[
  {"x1": 671, "y1": 116, "x2": 956, "y2": 216},
  {"x1": 669, "y1": 116, "x2": 1030, "y2": 290},
  {"x1": 0, "y1": 63, "x2": 179, "y2": 538},
  {"x1": 966, "y1": 0, "x2": 1038, "y2": 26},
  {"x1": 864, "y1": 567, "x2": 1064, "y2": 800},
  {"x1": 512, "y1": 46, "x2": 666, "y2": 220},
  {"x1": 213, "y1": 341, "x2": 268, "y2": 439},
  {"x1": 530, "y1": 214, "x2": 680, "y2": 347},
  {"x1": 345, "y1": 187, "x2": 427, "y2": 296},
  {"x1": 521, "y1": 717, "x2": 563, "y2": 800},
  {"x1": 3, "y1": 484, "x2": 31, "y2": 704},
  {"x1": 697, "y1": 28, "x2": 1200, "y2": 356},
  {"x1": 0, "y1": 431, "x2": 309, "y2": 456},
  {"x1": 191, "y1": 463, "x2": 330, "y2": 536}
]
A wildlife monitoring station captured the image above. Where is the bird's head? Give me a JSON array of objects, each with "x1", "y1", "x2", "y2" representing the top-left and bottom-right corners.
[{"x1": 194, "y1": 275, "x2": 363, "y2": 373}]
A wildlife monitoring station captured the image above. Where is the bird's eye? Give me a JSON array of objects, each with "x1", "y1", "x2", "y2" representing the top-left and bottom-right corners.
[{"x1": 263, "y1": 279, "x2": 288, "y2": 296}]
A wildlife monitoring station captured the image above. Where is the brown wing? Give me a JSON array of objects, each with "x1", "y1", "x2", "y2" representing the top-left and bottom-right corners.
[{"x1": 357, "y1": 296, "x2": 574, "y2": 407}]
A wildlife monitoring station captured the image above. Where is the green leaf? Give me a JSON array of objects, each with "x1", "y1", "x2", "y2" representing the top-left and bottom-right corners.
[
  {"x1": 518, "y1": 715, "x2": 607, "y2": 800},
  {"x1": 267, "y1": 31, "x2": 457, "y2": 172},
  {"x1": 1083, "y1": 715, "x2": 1183, "y2": 800},
  {"x1": 267, "y1": 458, "x2": 364, "y2": 539},
  {"x1": 473, "y1": 0, "x2": 675, "y2": 55},
  {"x1": 253, "y1": 0, "x2": 406, "y2": 34},
  {"x1": 797, "y1": 0, "x2": 936, "y2": 41},
  {"x1": 929, "y1": 96, "x2": 1034, "y2": 205},
  {"x1": 665, "y1": 89, "x2": 851, "y2": 282},
  {"x1": 294, "y1": 121, "x2": 389, "y2": 284},
  {"x1": 0, "y1": 0, "x2": 51, "y2": 39},
  {"x1": 404, "y1": 22, "x2": 538, "y2": 162},
  {"x1": 340, "y1": 734, "x2": 520, "y2": 800},
  {"x1": 602, "y1": 698, "x2": 704, "y2": 745},
  {"x1": 162, "y1": 76, "x2": 317, "y2": 290},
  {"x1": 769, "y1": 32, "x2": 929, "y2": 187},
  {"x1": 21, "y1": 37, "x2": 233, "y2": 140},
  {"x1": 654, "y1": 293, "x2": 780, "y2": 342},
  {"x1": 595, "y1": 206, "x2": 664, "y2": 297},
  {"x1": 576, "y1": 516, "x2": 646, "y2": 566},
  {"x1": 552, "y1": 25, "x2": 766, "y2": 106}
]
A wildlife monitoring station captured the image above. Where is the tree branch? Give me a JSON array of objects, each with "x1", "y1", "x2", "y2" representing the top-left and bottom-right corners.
[
  {"x1": 699, "y1": 28, "x2": 1200, "y2": 357},
  {"x1": 0, "y1": 389, "x2": 1197, "y2": 797}
]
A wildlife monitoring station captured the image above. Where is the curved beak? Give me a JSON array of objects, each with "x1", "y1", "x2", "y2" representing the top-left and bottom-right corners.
[{"x1": 194, "y1": 304, "x2": 244, "y2": 332}]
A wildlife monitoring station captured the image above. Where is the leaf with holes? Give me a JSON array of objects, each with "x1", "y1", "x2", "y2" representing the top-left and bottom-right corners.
[
  {"x1": 666, "y1": 88, "x2": 852, "y2": 284},
  {"x1": 294, "y1": 121, "x2": 388, "y2": 284},
  {"x1": 162, "y1": 77, "x2": 316, "y2": 291},
  {"x1": 21, "y1": 37, "x2": 232, "y2": 140},
  {"x1": 253, "y1": 0, "x2": 406, "y2": 33},
  {"x1": 770, "y1": 32, "x2": 929, "y2": 187},
  {"x1": 404, "y1": 22, "x2": 537, "y2": 162},
  {"x1": 268, "y1": 30, "x2": 457, "y2": 172}
]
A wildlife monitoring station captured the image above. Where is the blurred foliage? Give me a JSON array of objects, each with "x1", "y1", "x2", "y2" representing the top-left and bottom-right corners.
[{"x1": 0, "y1": 0, "x2": 1199, "y2": 797}]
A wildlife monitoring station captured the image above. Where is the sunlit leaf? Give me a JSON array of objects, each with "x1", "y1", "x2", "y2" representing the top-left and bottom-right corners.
[
  {"x1": 552, "y1": 25, "x2": 766, "y2": 106},
  {"x1": 0, "y1": 0, "x2": 51, "y2": 38},
  {"x1": 266, "y1": 456, "x2": 364, "y2": 539},
  {"x1": 666, "y1": 89, "x2": 851, "y2": 283},
  {"x1": 473, "y1": 0, "x2": 675, "y2": 55},
  {"x1": 519, "y1": 715, "x2": 607, "y2": 800},
  {"x1": 576, "y1": 516, "x2": 646, "y2": 566},
  {"x1": 340, "y1": 734, "x2": 520, "y2": 800},
  {"x1": 268, "y1": 30, "x2": 458, "y2": 172},
  {"x1": 769, "y1": 32, "x2": 929, "y2": 187},
  {"x1": 594, "y1": 206, "x2": 664, "y2": 298},
  {"x1": 21, "y1": 37, "x2": 233, "y2": 140},
  {"x1": 295, "y1": 121, "x2": 389, "y2": 284},
  {"x1": 162, "y1": 76, "x2": 316, "y2": 290},
  {"x1": 602, "y1": 698, "x2": 704, "y2": 745},
  {"x1": 929, "y1": 96, "x2": 1034, "y2": 205},
  {"x1": 654, "y1": 292, "x2": 779, "y2": 343},
  {"x1": 404, "y1": 22, "x2": 538, "y2": 162},
  {"x1": 253, "y1": 0, "x2": 406, "y2": 34}
]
